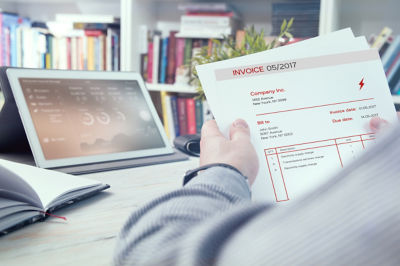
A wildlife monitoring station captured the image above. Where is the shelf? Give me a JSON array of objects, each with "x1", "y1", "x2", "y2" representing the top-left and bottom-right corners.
[
  {"x1": 146, "y1": 83, "x2": 197, "y2": 94},
  {"x1": 392, "y1": 95, "x2": 400, "y2": 104}
]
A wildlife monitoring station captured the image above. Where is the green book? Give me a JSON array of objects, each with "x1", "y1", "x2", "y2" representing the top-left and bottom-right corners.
[
  {"x1": 183, "y1": 38, "x2": 192, "y2": 65},
  {"x1": 195, "y1": 99, "x2": 203, "y2": 134}
]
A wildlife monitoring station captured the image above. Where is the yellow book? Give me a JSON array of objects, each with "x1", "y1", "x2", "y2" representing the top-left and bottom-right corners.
[
  {"x1": 87, "y1": 36, "x2": 95, "y2": 70},
  {"x1": 160, "y1": 91, "x2": 171, "y2": 139},
  {"x1": 45, "y1": 54, "x2": 51, "y2": 69},
  {"x1": 371, "y1": 27, "x2": 392, "y2": 49}
]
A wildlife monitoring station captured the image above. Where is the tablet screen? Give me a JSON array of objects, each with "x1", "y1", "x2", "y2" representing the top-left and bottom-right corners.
[{"x1": 18, "y1": 78, "x2": 166, "y2": 160}]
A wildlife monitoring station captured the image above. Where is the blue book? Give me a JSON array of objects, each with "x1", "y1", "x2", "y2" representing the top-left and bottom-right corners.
[
  {"x1": 381, "y1": 36, "x2": 400, "y2": 72},
  {"x1": 389, "y1": 63, "x2": 400, "y2": 93},
  {"x1": 159, "y1": 37, "x2": 168, "y2": 84},
  {"x1": 170, "y1": 95, "x2": 180, "y2": 137},
  {"x1": 393, "y1": 77, "x2": 400, "y2": 95},
  {"x1": 388, "y1": 56, "x2": 400, "y2": 91},
  {"x1": 112, "y1": 33, "x2": 119, "y2": 71},
  {"x1": 1, "y1": 13, "x2": 20, "y2": 66}
]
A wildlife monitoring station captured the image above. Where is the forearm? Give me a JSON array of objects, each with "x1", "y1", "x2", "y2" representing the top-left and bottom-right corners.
[{"x1": 113, "y1": 166, "x2": 251, "y2": 266}]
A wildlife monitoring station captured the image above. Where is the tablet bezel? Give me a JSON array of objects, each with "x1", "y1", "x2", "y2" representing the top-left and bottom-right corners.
[{"x1": 6, "y1": 68, "x2": 174, "y2": 169}]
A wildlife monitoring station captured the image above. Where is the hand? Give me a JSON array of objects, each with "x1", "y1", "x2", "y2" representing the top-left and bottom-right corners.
[
  {"x1": 369, "y1": 112, "x2": 400, "y2": 133},
  {"x1": 200, "y1": 119, "x2": 259, "y2": 185}
]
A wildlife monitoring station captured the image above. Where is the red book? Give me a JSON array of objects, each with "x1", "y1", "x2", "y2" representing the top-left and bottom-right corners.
[
  {"x1": 147, "y1": 42, "x2": 153, "y2": 83},
  {"x1": 166, "y1": 31, "x2": 177, "y2": 84},
  {"x1": 84, "y1": 29, "x2": 103, "y2": 37},
  {"x1": 66, "y1": 37, "x2": 72, "y2": 70},
  {"x1": 186, "y1": 98, "x2": 196, "y2": 134},
  {"x1": 177, "y1": 97, "x2": 187, "y2": 135},
  {"x1": 175, "y1": 38, "x2": 185, "y2": 69}
]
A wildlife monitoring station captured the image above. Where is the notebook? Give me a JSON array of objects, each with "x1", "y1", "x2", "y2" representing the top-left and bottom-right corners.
[{"x1": 0, "y1": 159, "x2": 109, "y2": 235}]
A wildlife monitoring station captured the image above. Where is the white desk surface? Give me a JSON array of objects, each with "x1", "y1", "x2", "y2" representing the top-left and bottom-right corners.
[{"x1": 0, "y1": 157, "x2": 199, "y2": 266}]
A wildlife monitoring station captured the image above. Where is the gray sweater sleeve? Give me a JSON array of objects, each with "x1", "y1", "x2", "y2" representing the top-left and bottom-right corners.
[
  {"x1": 113, "y1": 166, "x2": 265, "y2": 266},
  {"x1": 114, "y1": 124, "x2": 400, "y2": 266}
]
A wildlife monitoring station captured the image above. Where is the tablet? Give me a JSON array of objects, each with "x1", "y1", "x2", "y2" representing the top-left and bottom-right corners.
[{"x1": 6, "y1": 69, "x2": 173, "y2": 169}]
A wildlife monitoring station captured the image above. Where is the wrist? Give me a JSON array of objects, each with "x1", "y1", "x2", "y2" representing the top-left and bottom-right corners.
[{"x1": 183, "y1": 163, "x2": 248, "y2": 186}]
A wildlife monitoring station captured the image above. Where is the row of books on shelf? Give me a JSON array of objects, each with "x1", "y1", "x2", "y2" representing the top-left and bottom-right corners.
[
  {"x1": 370, "y1": 27, "x2": 400, "y2": 94},
  {"x1": 158, "y1": 92, "x2": 213, "y2": 140},
  {"x1": 141, "y1": 2, "x2": 241, "y2": 86},
  {"x1": 0, "y1": 12, "x2": 120, "y2": 70}
]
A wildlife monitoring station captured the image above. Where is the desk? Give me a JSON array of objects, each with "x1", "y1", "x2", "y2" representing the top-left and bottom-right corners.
[{"x1": 0, "y1": 157, "x2": 199, "y2": 266}]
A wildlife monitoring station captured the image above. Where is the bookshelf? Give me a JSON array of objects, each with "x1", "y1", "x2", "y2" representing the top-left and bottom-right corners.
[{"x1": 0, "y1": 1, "x2": 398, "y2": 110}]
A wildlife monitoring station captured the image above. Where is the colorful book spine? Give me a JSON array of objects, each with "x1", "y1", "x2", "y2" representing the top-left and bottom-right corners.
[
  {"x1": 183, "y1": 38, "x2": 192, "y2": 65},
  {"x1": 186, "y1": 98, "x2": 197, "y2": 134},
  {"x1": 147, "y1": 42, "x2": 153, "y2": 83},
  {"x1": 86, "y1": 36, "x2": 95, "y2": 70},
  {"x1": 159, "y1": 37, "x2": 169, "y2": 83},
  {"x1": 382, "y1": 36, "x2": 400, "y2": 73},
  {"x1": 167, "y1": 31, "x2": 177, "y2": 84},
  {"x1": 160, "y1": 91, "x2": 171, "y2": 139},
  {"x1": 177, "y1": 97, "x2": 187, "y2": 135},
  {"x1": 175, "y1": 38, "x2": 185, "y2": 69},
  {"x1": 165, "y1": 94, "x2": 176, "y2": 140},
  {"x1": 195, "y1": 99, "x2": 203, "y2": 133},
  {"x1": 152, "y1": 33, "x2": 161, "y2": 84},
  {"x1": 170, "y1": 95, "x2": 180, "y2": 137}
]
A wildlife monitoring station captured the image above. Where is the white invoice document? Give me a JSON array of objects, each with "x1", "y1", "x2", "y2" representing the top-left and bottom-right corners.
[{"x1": 197, "y1": 30, "x2": 398, "y2": 203}]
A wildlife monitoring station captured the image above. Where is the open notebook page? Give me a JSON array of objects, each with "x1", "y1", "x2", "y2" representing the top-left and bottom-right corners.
[{"x1": 0, "y1": 159, "x2": 102, "y2": 208}]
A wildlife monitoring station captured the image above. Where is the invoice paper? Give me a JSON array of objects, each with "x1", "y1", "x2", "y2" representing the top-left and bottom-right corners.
[{"x1": 197, "y1": 33, "x2": 398, "y2": 203}]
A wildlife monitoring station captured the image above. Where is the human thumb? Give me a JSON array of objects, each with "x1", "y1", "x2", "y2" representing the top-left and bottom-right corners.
[{"x1": 230, "y1": 119, "x2": 251, "y2": 141}]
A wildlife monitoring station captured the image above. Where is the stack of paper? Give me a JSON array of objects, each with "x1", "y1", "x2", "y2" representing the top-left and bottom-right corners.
[{"x1": 196, "y1": 28, "x2": 398, "y2": 203}]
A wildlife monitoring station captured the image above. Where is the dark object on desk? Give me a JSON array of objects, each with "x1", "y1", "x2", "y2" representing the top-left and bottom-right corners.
[
  {"x1": 0, "y1": 67, "x2": 30, "y2": 151},
  {"x1": 0, "y1": 158, "x2": 110, "y2": 236},
  {"x1": 174, "y1": 134, "x2": 201, "y2": 157}
]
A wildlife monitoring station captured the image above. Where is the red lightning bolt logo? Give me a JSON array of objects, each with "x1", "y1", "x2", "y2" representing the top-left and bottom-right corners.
[{"x1": 359, "y1": 78, "x2": 365, "y2": 90}]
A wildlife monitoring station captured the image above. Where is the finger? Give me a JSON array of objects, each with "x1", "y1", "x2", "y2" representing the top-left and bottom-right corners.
[
  {"x1": 201, "y1": 120, "x2": 224, "y2": 138},
  {"x1": 230, "y1": 119, "x2": 251, "y2": 141},
  {"x1": 369, "y1": 117, "x2": 389, "y2": 132}
]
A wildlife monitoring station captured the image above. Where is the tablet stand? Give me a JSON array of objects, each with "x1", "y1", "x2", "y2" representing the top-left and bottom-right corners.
[{"x1": 0, "y1": 67, "x2": 30, "y2": 152}]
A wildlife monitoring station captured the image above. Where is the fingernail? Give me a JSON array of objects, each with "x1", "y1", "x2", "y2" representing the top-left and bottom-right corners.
[{"x1": 233, "y1": 119, "x2": 248, "y2": 128}]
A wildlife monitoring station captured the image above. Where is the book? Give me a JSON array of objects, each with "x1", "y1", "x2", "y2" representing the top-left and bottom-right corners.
[
  {"x1": 147, "y1": 42, "x2": 154, "y2": 83},
  {"x1": 387, "y1": 53, "x2": 400, "y2": 89},
  {"x1": 371, "y1": 27, "x2": 392, "y2": 50},
  {"x1": 160, "y1": 91, "x2": 171, "y2": 139},
  {"x1": 0, "y1": 159, "x2": 109, "y2": 235},
  {"x1": 195, "y1": 99, "x2": 203, "y2": 133},
  {"x1": 381, "y1": 35, "x2": 400, "y2": 73},
  {"x1": 186, "y1": 97, "x2": 197, "y2": 134},
  {"x1": 177, "y1": 97, "x2": 188, "y2": 135},
  {"x1": 165, "y1": 94, "x2": 176, "y2": 140},
  {"x1": 159, "y1": 37, "x2": 168, "y2": 83},
  {"x1": 170, "y1": 95, "x2": 180, "y2": 137},
  {"x1": 388, "y1": 58, "x2": 400, "y2": 92},
  {"x1": 166, "y1": 31, "x2": 177, "y2": 84},
  {"x1": 152, "y1": 32, "x2": 161, "y2": 84}
]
